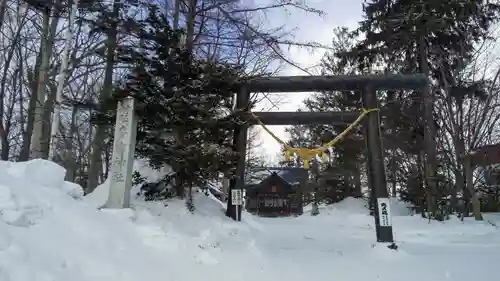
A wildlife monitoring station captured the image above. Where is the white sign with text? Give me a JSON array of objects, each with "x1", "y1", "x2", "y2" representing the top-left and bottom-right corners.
[
  {"x1": 231, "y1": 189, "x2": 243, "y2": 206},
  {"x1": 377, "y1": 198, "x2": 392, "y2": 227}
]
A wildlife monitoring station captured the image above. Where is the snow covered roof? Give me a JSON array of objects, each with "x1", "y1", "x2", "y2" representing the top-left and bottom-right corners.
[
  {"x1": 245, "y1": 167, "x2": 308, "y2": 186},
  {"x1": 245, "y1": 170, "x2": 272, "y2": 185}
]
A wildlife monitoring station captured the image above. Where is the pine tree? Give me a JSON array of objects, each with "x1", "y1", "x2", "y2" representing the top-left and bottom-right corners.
[
  {"x1": 348, "y1": 0, "x2": 500, "y2": 220},
  {"x1": 106, "y1": 5, "x2": 250, "y2": 197}
]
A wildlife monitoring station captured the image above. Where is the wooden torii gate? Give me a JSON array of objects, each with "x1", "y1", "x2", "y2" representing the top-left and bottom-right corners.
[{"x1": 225, "y1": 74, "x2": 429, "y2": 244}]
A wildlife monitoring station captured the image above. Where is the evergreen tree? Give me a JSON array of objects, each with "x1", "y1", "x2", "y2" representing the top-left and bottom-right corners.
[
  {"x1": 287, "y1": 1, "x2": 500, "y2": 217},
  {"x1": 107, "y1": 5, "x2": 250, "y2": 196},
  {"x1": 347, "y1": 0, "x2": 500, "y2": 219}
]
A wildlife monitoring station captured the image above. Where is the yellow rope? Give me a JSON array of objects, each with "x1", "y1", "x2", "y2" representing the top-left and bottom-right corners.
[{"x1": 251, "y1": 108, "x2": 379, "y2": 169}]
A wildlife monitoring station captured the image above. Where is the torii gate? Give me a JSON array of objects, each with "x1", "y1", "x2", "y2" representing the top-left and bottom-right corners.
[{"x1": 226, "y1": 74, "x2": 429, "y2": 245}]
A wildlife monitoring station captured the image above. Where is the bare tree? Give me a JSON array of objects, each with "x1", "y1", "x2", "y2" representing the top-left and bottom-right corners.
[
  {"x1": 86, "y1": 0, "x2": 121, "y2": 193},
  {"x1": 436, "y1": 36, "x2": 500, "y2": 220},
  {"x1": 29, "y1": 0, "x2": 63, "y2": 159},
  {"x1": 49, "y1": 0, "x2": 79, "y2": 159},
  {"x1": 0, "y1": 0, "x2": 328, "y2": 199}
]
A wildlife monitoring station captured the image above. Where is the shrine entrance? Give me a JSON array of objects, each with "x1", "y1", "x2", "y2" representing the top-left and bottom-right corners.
[{"x1": 225, "y1": 74, "x2": 429, "y2": 244}]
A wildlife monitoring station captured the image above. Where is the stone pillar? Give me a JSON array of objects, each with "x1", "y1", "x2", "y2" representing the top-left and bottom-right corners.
[{"x1": 106, "y1": 96, "x2": 137, "y2": 209}]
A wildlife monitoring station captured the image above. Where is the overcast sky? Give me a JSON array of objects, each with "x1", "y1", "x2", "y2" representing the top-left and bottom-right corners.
[{"x1": 253, "y1": 0, "x2": 364, "y2": 163}]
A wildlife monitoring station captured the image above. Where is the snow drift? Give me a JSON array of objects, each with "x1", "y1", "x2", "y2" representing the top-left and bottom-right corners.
[{"x1": 0, "y1": 159, "x2": 499, "y2": 281}]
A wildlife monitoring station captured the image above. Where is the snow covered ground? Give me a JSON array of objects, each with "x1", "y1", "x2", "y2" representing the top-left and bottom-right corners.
[{"x1": 1, "y1": 159, "x2": 500, "y2": 281}]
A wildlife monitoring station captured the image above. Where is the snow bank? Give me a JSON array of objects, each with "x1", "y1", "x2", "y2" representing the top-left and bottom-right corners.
[
  {"x1": 0, "y1": 159, "x2": 219, "y2": 281},
  {"x1": 85, "y1": 159, "x2": 172, "y2": 208},
  {"x1": 304, "y1": 196, "x2": 413, "y2": 216},
  {"x1": 132, "y1": 158, "x2": 173, "y2": 182},
  {"x1": 390, "y1": 197, "x2": 414, "y2": 216},
  {"x1": 0, "y1": 159, "x2": 84, "y2": 200},
  {"x1": 1, "y1": 159, "x2": 500, "y2": 281},
  {"x1": 84, "y1": 177, "x2": 110, "y2": 208},
  {"x1": 329, "y1": 197, "x2": 369, "y2": 213}
]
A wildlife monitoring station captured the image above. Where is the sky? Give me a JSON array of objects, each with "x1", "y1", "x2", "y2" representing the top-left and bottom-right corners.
[{"x1": 252, "y1": 0, "x2": 365, "y2": 163}]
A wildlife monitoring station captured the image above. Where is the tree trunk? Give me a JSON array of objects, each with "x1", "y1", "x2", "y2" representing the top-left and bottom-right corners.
[
  {"x1": 63, "y1": 106, "x2": 79, "y2": 182},
  {"x1": 86, "y1": 0, "x2": 120, "y2": 193},
  {"x1": 19, "y1": 45, "x2": 43, "y2": 161},
  {"x1": 171, "y1": 0, "x2": 197, "y2": 198},
  {"x1": 184, "y1": 0, "x2": 197, "y2": 52},
  {"x1": 353, "y1": 163, "x2": 362, "y2": 197},
  {"x1": 418, "y1": 34, "x2": 440, "y2": 219},
  {"x1": 50, "y1": 0, "x2": 79, "y2": 160},
  {"x1": 172, "y1": 0, "x2": 180, "y2": 28},
  {"x1": 391, "y1": 149, "x2": 397, "y2": 197},
  {"x1": 30, "y1": 5, "x2": 60, "y2": 159},
  {"x1": 40, "y1": 84, "x2": 57, "y2": 158},
  {"x1": 0, "y1": 5, "x2": 28, "y2": 160},
  {"x1": 415, "y1": 153, "x2": 426, "y2": 216},
  {"x1": 440, "y1": 65, "x2": 483, "y2": 221}
]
